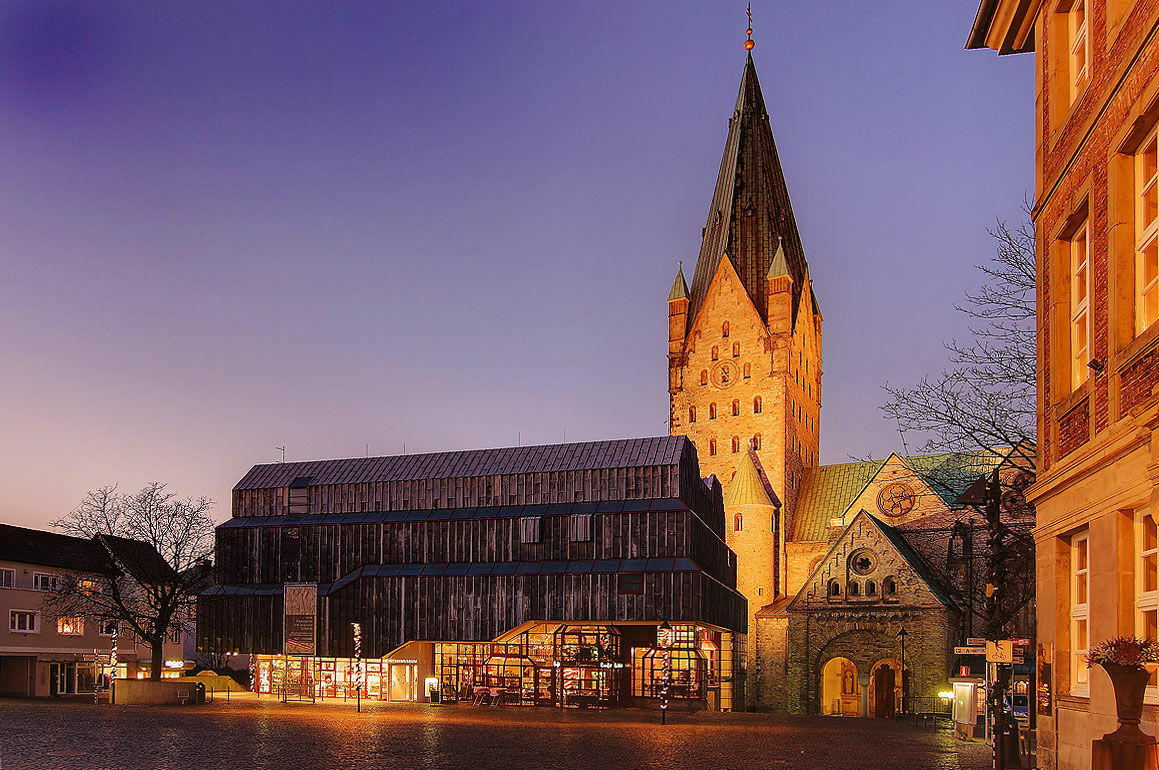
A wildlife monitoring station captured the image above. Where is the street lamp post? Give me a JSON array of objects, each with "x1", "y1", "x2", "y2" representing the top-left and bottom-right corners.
[
  {"x1": 352, "y1": 622, "x2": 362, "y2": 713},
  {"x1": 658, "y1": 620, "x2": 672, "y2": 725},
  {"x1": 897, "y1": 627, "x2": 909, "y2": 716}
]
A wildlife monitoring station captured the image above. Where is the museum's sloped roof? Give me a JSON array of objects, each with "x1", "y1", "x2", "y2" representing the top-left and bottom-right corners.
[{"x1": 235, "y1": 436, "x2": 689, "y2": 490}]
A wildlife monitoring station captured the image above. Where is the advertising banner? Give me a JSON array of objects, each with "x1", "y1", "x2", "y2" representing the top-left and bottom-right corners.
[{"x1": 283, "y1": 582, "x2": 317, "y2": 656}]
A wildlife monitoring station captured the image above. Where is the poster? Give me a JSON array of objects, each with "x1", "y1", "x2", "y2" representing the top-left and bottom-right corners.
[{"x1": 284, "y1": 582, "x2": 317, "y2": 656}]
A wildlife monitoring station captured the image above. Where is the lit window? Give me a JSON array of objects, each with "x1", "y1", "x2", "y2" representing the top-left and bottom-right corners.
[
  {"x1": 722, "y1": 321, "x2": 729, "y2": 338},
  {"x1": 0, "y1": 568, "x2": 13, "y2": 588},
  {"x1": 33, "y1": 573, "x2": 59, "y2": 592},
  {"x1": 700, "y1": 370, "x2": 708, "y2": 386},
  {"x1": 9, "y1": 610, "x2": 38, "y2": 633},
  {"x1": 1069, "y1": 0, "x2": 1089, "y2": 100},
  {"x1": 1138, "y1": 509, "x2": 1159, "y2": 698},
  {"x1": 1071, "y1": 222, "x2": 1090, "y2": 390},
  {"x1": 57, "y1": 617, "x2": 84, "y2": 636},
  {"x1": 709, "y1": 403, "x2": 717, "y2": 420},
  {"x1": 688, "y1": 406, "x2": 696, "y2": 423},
  {"x1": 731, "y1": 400, "x2": 740, "y2": 417},
  {"x1": 1071, "y1": 531, "x2": 1090, "y2": 694},
  {"x1": 732, "y1": 342, "x2": 740, "y2": 357},
  {"x1": 731, "y1": 436, "x2": 740, "y2": 453},
  {"x1": 1138, "y1": 126, "x2": 1159, "y2": 333}
]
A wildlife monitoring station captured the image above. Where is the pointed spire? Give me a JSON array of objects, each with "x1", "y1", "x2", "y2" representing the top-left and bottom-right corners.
[
  {"x1": 668, "y1": 261, "x2": 690, "y2": 301},
  {"x1": 767, "y1": 236, "x2": 790, "y2": 280},
  {"x1": 723, "y1": 449, "x2": 775, "y2": 507},
  {"x1": 684, "y1": 52, "x2": 812, "y2": 333}
]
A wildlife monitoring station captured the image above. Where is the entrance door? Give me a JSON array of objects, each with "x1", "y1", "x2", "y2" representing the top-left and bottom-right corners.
[
  {"x1": 49, "y1": 663, "x2": 60, "y2": 696},
  {"x1": 389, "y1": 664, "x2": 416, "y2": 701},
  {"x1": 873, "y1": 665, "x2": 896, "y2": 718}
]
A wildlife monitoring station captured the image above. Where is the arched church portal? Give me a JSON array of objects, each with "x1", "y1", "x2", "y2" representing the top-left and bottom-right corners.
[{"x1": 820, "y1": 657, "x2": 860, "y2": 717}]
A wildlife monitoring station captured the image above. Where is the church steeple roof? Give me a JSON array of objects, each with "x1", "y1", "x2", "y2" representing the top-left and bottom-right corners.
[
  {"x1": 723, "y1": 448, "x2": 777, "y2": 507},
  {"x1": 668, "y1": 263, "x2": 690, "y2": 301},
  {"x1": 767, "y1": 237, "x2": 790, "y2": 279},
  {"x1": 686, "y1": 53, "x2": 811, "y2": 332}
]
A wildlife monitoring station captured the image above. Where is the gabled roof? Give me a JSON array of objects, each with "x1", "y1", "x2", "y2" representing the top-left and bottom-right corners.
[
  {"x1": 0, "y1": 523, "x2": 107, "y2": 572},
  {"x1": 788, "y1": 510, "x2": 956, "y2": 612},
  {"x1": 790, "y1": 449, "x2": 1011, "y2": 543},
  {"x1": 97, "y1": 534, "x2": 176, "y2": 584},
  {"x1": 686, "y1": 53, "x2": 811, "y2": 334},
  {"x1": 790, "y1": 459, "x2": 883, "y2": 541},
  {"x1": 235, "y1": 436, "x2": 691, "y2": 490}
]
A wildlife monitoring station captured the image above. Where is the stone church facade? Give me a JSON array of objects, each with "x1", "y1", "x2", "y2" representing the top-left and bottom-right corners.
[{"x1": 668, "y1": 50, "x2": 1035, "y2": 713}]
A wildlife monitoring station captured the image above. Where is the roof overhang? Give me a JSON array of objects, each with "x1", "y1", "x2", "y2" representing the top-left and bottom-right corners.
[{"x1": 966, "y1": 0, "x2": 1040, "y2": 55}]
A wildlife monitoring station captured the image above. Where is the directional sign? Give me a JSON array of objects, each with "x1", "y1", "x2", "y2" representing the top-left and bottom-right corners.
[
  {"x1": 966, "y1": 637, "x2": 987, "y2": 647},
  {"x1": 987, "y1": 640, "x2": 1014, "y2": 664},
  {"x1": 956, "y1": 646, "x2": 987, "y2": 655}
]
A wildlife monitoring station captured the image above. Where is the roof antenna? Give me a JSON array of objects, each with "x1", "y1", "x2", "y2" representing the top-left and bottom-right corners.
[
  {"x1": 745, "y1": 4, "x2": 755, "y2": 51},
  {"x1": 276, "y1": 446, "x2": 285, "y2": 463}
]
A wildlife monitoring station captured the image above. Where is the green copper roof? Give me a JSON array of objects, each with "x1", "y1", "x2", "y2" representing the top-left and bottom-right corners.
[
  {"x1": 668, "y1": 265, "x2": 690, "y2": 301},
  {"x1": 723, "y1": 451, "x2": 775, "y2": 507},
  {"x1": 790, "y1": 459, "x2": 883, "y2": 541},
  {"x1": 767, "y1": 238, "x2": 790, "y2": 280}
]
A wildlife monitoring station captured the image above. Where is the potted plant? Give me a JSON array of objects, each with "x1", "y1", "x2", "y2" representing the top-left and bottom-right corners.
[{"x1": 1087, "y1": 636, "x2": 1159, "y2": 744}]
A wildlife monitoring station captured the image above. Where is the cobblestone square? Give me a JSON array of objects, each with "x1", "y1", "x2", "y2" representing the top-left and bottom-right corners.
[{"x1": 0, "y1": 695, "x2": 995, "y2": 770}]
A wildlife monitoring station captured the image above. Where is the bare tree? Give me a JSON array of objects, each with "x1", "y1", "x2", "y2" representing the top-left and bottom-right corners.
[
  {"x1": 48, "y1": 483, "x2": 214, "y2": 680},
  {"x1": 880, "y1": 205, "x2": 1036, "y2": 766}
]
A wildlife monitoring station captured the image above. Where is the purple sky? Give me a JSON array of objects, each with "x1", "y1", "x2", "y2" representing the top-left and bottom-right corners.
[{"x1": 0, "y1": 2, "x2": 1032, "y2": 529}]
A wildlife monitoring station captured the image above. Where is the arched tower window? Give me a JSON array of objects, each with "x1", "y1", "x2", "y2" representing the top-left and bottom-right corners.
[
  {"x1": 743, "y1": 363, "x2": 751, "y2": 378},
  {"x1": 752, "y1": 434, "x2": 762, "y2": 450},
  {"x1": 709, "y1": 440, "x2": 717, "y2": 456},
  {"x1": 731, "y1": 399, "x2": 740, "y2": 416},
  {"x1": 734, "y1": 512, "x2": 743, "y2": 531},
  {"x1": 711, "y1": 346, "x2": 719, "y2": 361},
  {"x1": 688, "y1": 406, "x2": 696, "y2": 423},
  {"x1": 731, "y1": 436, "x2": 740, "y2": 453},
  {"x1": 700, "y1": 370, "x2": 708, "y2": 385},
  {"x1": 709, "y1": 403, "x2": 717, "y2": 419},
  {"x1": 753, "y1": 396, "x2": 762, "y2": 413},
  {"x1": 732, "y1": 342, "x2": 740, "y2": 357},
  {"x1": 722, "y1": 321, "x2": 729, "y2": 337}
]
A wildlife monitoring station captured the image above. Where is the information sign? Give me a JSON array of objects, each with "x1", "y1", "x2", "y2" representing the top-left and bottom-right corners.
[{"x1": 283, "y1": 582, "x2": 317, "y2": 656}]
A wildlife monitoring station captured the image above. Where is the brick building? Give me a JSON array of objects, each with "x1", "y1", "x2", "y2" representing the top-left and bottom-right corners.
[
  {"x1": 968, "y1": 1, "x2": 1159, "y2": 767},
  {"x1": 668, "y1": 46, "x2": 1036, "y2": 714}
]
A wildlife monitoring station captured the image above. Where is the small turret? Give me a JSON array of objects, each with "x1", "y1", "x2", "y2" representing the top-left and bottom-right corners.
[
  {"x1": 766, "y1": 238, "x2": 793, "y2": 331},
  {"x1": 668, "y1": 262, "x2": 690, "y2": 353}
]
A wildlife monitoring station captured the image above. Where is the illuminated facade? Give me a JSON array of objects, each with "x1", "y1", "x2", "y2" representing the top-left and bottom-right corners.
[
  {"x1": 198, "y1": 436, "x2": 748, "y2": 710},
  {"x1": 969, "y1": 1, "x2": 1159, "y2": 767}
]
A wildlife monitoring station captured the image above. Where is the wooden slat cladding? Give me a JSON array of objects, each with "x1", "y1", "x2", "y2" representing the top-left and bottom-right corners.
[
  {"x1": 214, "y1": 508, "x2": 735, "y2": 588},
  {"x1": 198, "y1": 571, "x2": 746, "y2": 659}
]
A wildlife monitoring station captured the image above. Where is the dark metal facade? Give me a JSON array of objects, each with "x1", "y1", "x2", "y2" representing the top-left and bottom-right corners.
[{"x1": 198, "y1": 437, "x2": 747, "y2": 658}]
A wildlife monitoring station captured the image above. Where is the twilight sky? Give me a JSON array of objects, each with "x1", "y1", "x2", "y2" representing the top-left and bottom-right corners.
[{"x1": 0, "y1": 1, "x2": 1032, "y2": 528}]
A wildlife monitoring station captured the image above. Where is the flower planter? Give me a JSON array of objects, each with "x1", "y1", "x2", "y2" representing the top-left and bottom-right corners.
[{"x1": 1100, "y1": 662, "x2": 1158, "y2": 745}]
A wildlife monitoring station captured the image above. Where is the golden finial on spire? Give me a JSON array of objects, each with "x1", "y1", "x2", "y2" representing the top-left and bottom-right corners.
[{"x1": 745, "y1": 4, "x2": 755, "y2": 51}]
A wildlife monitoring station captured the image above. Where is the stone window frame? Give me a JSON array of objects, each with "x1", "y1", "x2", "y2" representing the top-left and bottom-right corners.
[
  {"x1": 1136, "y1": 506, "x2": 1159, "y2": 703},
  {"x1": 1070, "y1": 530, "x2": 1090, "y2": 697},
  {"x1": 734, "y1": 512, "x2": 743, "y2": 532},
  {"x1": 1135, "y1": 122, "x2": 1159, "y2": 334},
  {"x1": 1066, "y1": 0, "x2": 1090, "y2": 102}
]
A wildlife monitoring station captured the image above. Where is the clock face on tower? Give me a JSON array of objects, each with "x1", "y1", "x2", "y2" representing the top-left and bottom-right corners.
[{"x1": 711, "y1": 361, "x2": 738, "y2": 389}]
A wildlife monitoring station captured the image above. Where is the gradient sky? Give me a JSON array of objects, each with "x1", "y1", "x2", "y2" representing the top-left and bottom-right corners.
[{"x1": 0, "y1": 2, "x2": 1033, "y2": 529}]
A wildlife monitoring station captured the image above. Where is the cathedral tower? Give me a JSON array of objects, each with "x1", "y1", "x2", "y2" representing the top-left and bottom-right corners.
[{"x1": 668, "y1": 51, "x2": 822, "y2": 612}]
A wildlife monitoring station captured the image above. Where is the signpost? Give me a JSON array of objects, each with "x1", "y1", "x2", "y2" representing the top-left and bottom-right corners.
[{"x1": 955, "y1": 646, "x2": 987, "y2": 656}]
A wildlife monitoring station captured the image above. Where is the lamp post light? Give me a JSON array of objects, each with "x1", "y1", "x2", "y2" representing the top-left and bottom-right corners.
[
  {"x1": 658, "y1": 620, "x2": 673, "y2": 725},
  {"x1": 897, "y1": 627, "x2": 909, "y2": 716},
  {"x1": 352, "y1": 622, "x2": 362, "y2": 713}
]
